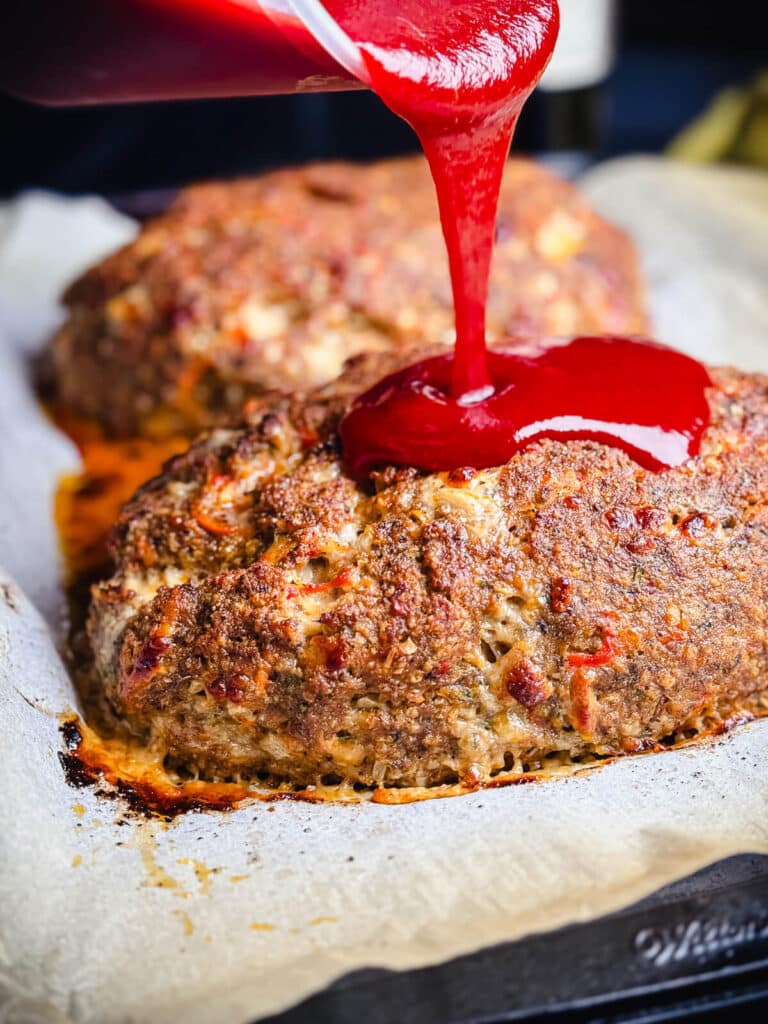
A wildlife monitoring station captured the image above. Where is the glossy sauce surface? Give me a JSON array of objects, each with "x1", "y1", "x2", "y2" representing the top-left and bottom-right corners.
[
  {"x1": 341, "y1": 337, "x2": 713, "y2": 476},
  {"x1": 327, "y1": 0, "x2": 712, "y2": 475}
]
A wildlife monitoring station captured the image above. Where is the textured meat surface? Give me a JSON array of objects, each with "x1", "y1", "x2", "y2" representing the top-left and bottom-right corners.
[
  {"x1": 52, "y1": 157, "x2": 648, "y2": 437},
  {"x1": 89, "y1": 348, "x2": 768, "y2": 788}
]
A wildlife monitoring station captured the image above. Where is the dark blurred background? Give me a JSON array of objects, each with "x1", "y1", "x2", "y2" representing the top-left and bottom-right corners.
[{"x1": 0, "y1": 1, "x2": 764, "y2": 198}]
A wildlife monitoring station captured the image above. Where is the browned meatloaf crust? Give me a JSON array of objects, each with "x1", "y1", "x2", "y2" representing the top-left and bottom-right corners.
[
  {"x1": 52, "y1": 157, "x2": 648, "y2": 438},
  {"x1": 88, "y1": 347, "x2": 768, "y2": 788}
]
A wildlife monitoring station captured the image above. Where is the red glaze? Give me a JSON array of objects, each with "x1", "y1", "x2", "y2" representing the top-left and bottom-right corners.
[
  {"x1": 329, "y1": 0, "x2": 712, "y2": 477},
  {"x1": 326, "y1": 0, "x2": 559, "y2": 396},
  {"x1": 340, "y1": 337, "x2": 712, "y2": 476}
]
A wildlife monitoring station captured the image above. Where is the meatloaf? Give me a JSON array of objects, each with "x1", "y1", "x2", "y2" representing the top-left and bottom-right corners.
[
  {"x1": 89, "y1": 346, "x2": 768, "y2": 788},
  {"x1": 52, "y1": 157, "x2": 648, "y2": 438}
]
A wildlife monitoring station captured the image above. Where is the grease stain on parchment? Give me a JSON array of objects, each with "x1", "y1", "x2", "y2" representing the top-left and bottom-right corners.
[
  {"x1": 128, "y1": 824, "x2": 226, "y2": 899},
  {"x1": 177, "y1": 858, "x2": 221, "y2": 895},
  {"x1": 173, "y1": 910, "x2": 194, "y2": 936},
  {"x1": 132, "y1": 826, "x2": 187, "y2": 894}
]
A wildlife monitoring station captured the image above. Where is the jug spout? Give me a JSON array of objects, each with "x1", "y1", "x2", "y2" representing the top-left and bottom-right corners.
[
  {"x1": 1, "y1": 0, "x2": 366, "y2": 106},
  {"x1": 282, "y1": 0, "x2": 366, "y2": 83}
]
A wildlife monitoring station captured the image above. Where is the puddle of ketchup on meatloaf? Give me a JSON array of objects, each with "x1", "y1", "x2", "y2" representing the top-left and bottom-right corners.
[{"x1": 326, "y1": 0, "x2": 711, "y2": 475}]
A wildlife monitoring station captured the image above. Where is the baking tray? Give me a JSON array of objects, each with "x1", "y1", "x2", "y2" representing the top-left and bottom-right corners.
[
  {"x1": 263, "y1": 854, "x2": 768, "y2": 1023},
  {"x1": 101, "y1": 180, "x2": 768, "y2": 1024}
]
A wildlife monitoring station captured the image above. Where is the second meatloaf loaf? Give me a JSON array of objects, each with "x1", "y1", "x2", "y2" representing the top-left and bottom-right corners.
[{"x1": 51, "y1": 157, "x2": 648, "y2": 437}]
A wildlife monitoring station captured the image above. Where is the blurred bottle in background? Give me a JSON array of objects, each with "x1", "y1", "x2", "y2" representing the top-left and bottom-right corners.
[{"x1": 522, "y1": 0, "x2": 617, "y2": 170}]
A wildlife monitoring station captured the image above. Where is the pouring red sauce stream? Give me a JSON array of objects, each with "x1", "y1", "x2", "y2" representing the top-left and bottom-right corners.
[{"x1": 326, "y1": 0, "x2": 711, "y2": 474}]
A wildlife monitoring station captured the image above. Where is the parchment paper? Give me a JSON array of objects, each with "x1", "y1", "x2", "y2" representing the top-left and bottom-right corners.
[{"x1": 1, "y1": 159, "x2": 768, "y2": 1024}]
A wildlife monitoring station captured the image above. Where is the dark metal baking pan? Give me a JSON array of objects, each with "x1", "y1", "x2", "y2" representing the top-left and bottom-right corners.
[{"x1": 263, "y1": 854, "x2": 768, "y2": 1024}]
